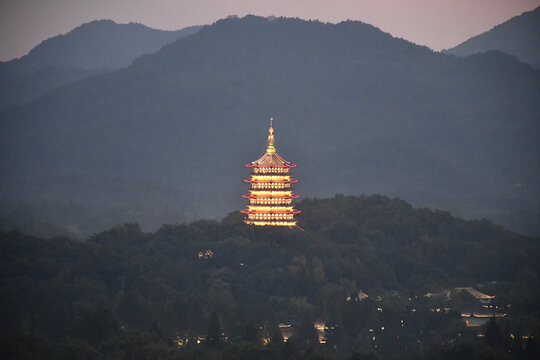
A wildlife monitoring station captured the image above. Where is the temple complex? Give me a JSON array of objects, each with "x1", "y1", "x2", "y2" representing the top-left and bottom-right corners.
[{"x1": 241, "y1": 118, "x2": 300, "y2": 227}]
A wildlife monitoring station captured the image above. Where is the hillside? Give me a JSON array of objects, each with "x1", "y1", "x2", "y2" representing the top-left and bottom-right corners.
[
  {"x1": 1, "y1": 195, "x2": 539, "y2": 359},
  {"x1": 444, "y1": 7, "x2": 540, "y2": 67},
  {"x1": 0, "y1": 15, "x2": 539, "y2": 237},
  {"x1": 2, "y1": 19, "x2": 203, "y2": 71},
  {"x1": 0, "y1": 20, "x2": 202, "y2": 107}
]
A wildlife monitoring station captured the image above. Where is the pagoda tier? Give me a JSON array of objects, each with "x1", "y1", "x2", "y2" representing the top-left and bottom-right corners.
[{"x1": 241, "y1": 118, "x2": 300, "y2": 227}]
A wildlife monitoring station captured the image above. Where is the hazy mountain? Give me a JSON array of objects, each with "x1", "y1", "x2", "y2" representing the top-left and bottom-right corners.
[
  {"x1": 2, "y1": 19, "x2": 202, "y2": 71},
  {"x1": 1, "y1": 15, "x2": 538, "y2": 237},
  {"x1": 0, "y1": 20, "x2": 202, "y2": 107},
  {"x1": 444, "y1": 7, "x2": 540, "y2": 68}
]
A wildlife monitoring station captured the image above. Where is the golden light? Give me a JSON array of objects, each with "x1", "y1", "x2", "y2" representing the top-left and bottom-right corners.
[{"x1": 242, "y1": 118, "x2": 300, "y2": 227}]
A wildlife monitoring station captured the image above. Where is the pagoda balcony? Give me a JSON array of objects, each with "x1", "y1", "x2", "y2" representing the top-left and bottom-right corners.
[
  {"x1": 242, "y1": 193, "x2": 300, "y2": 199},
  {"x1": 250, "y1": 166, "x2": 291, "y2": 173},
  {"x1": 244, "y1": 177, "x2": 298, "y2": 184},
  {"x1": 244, "y1": 181, "x2": 298, "y2": 187},
  {"x1": 244, "y1": 220, "x2": 297, "y2": 226},
  {"x1": 241, "y1": 207, "x2": 301, "y2": 215},
  {"x1": 243, "y1": 193, "x2": 299, "y2": 199},
  {"x1": 248, "y1": 198, "x2": 293, "y2": 205},
  {"x1": 249, "y1": 183, "x2": 293, "y2": 190},
  {"x1": 244, "y1": 213, "x2": 298, "y2": 220}
]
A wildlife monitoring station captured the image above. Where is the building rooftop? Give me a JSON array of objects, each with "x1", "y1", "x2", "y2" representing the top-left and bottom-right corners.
[{"x1": 246, "y1": 117, "x2": 295, "y2": 168}]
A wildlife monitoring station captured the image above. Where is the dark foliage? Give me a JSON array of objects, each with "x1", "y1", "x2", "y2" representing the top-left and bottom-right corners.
[
  {"x1": 207, "y1": 312, "x2": 224, "y2": 350},
  {"x1": 484, "y1": 318, "x2": 504, "y2": 348},
  {"x1": 0, "y1": 195, "x2": 538, "y2": 359},
  {"x1": 243, "y1": 320, "x2": 259, "y2": 343},
  {"x1": 297, "y1": 312, "x2": 319, "y2": 348}
]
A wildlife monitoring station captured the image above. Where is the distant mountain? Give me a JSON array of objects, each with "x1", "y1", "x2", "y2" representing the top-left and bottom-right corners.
[
  {"x1": 0, "y1": 20, "x2": 202, "y2": 107},
  {"x1": 2, "y1": 19, "x2": 203, "y2": 72},
  {"x1": 0, "y1": 16, "x2": 538, "y2": 237},
  {"x1": 444, "y1": 7, "x2": 540, "y2": 67}
]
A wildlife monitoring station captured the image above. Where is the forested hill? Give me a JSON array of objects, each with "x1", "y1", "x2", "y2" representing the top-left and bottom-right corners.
[
  {"x1": 1, "y1": 15, "x2": 539, "y2": 239},
  {"x1": 2, "y1": 20, "x2": 202, "y2": 72},
  {"x1": 444, "y1": 6, "x2": 540, "y2": 68},
  {"x1": 0, "y1": 20, "x2": 202, "y2": 107},
  {"x1": 1, "y1": 195, "x2": 539, "y2": 359}
]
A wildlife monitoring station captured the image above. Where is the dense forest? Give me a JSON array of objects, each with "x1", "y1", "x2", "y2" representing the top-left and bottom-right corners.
[
  {"x1": 1, "y1": 15, "x2": 539, "y2": 239},
  {"x1": 2, "y1": 195, "x2": 538, "y2": 359}
]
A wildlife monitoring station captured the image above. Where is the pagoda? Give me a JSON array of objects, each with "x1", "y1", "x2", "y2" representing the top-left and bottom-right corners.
[{"x1": 241, "y1": 118, "x2": 300, "y2": 227}]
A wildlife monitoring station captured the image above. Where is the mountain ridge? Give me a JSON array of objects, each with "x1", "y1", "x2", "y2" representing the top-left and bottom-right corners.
[
  {"x1": 0, "y1": 19, "x2": 202, "y2": 107},
  {"x1": 443, "y1": 6, "x2": 540, "y2": 67},
  {"x1": 2, "y1": 19, "x2": 203, "y2": 72},
  {"x1": 1, "y1": 15, "x2": 538, "y2": 237}
]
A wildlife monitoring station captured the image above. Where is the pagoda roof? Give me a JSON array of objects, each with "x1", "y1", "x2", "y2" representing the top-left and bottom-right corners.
[
  {"x1": 247, "y1": 152, "x2": 295, "y2": 168},
  {"x1": 246, "y1": 117, "x2": 296, "y2": 168}
]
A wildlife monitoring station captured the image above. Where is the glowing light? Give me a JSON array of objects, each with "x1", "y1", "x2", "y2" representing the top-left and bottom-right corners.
[
  {"x1": 244, "y1": 220, "x2": 297, "y2": 226},
  {"x1": 247, "y1": 205, "x2": 294, "y2": 211},
  {"x1": 175, "y1": 337, "x2": 186, "y2": 347},
  {"x1": 198, "y1": 250, "x2": 214, "y2": 259},
  {"x1": 251, "y1": 175, "x2": 291, "y2": 181},
  {"x1": 242, "y1": 118, "x2": 300, "y2": 227}
]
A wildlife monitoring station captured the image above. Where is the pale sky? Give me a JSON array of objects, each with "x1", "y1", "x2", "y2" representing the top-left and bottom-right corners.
[{"x1": 1, "y1": 0, "x2": 539, "y2": 61}]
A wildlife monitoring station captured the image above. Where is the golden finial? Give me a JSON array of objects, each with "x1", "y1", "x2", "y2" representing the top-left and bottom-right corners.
[{"x1": 267, "y1": 117, "x2": 275, "y2": 154}]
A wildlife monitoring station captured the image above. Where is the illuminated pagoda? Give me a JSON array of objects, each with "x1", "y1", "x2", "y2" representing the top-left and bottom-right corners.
[{"x1": 241, "y1": 117, "x2": 301, "y2": 227}]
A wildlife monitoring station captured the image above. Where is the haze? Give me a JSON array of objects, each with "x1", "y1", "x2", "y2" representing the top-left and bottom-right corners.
[{"x1": 1, "y1": 0, "x2": 539, "y2": 61}]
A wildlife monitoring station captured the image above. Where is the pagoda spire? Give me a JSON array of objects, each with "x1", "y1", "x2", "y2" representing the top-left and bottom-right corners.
[{"x1": 266, "y1": 117, "x2": 275, "y2": 154}]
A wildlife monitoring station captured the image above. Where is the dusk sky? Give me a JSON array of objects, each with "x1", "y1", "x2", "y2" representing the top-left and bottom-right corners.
[{"x1": 1, "y1": 0, "x2": 539, "y2": 61}]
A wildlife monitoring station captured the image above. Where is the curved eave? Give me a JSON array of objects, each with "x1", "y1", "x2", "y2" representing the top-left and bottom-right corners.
[
  {"x1": 243, "y1": 178, "x2": 298, "y2": 184},
  {"x1": 242, "y1": 194, "x2": 300, "y2": 199},
  {"x1": 241, "y1": 209, "x2": 301, "y2": 215},
  {"x1": 245, "y1": 152, "x2": 296, "y2": 168},
  {"x1": 244, "y1": 220, "x2": 297, "y2": 226},
  {"x1": 245, "y1": 163, "x2": 297, "y2": 168}
]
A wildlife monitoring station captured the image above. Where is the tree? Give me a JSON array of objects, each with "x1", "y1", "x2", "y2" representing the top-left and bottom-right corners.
[
  {"x1": 280, "y1": 338, "x2": 300, "y2": 360},
  {"x1": 297, "y1": 312, "x2": 319, "y2": 348},
  {"x1": 349, "y1": 351, "x2": 378, "y2": 360},
  {"x1": 270, "y1": 330, "x2": 284, "y2": 346},
  {"x1": 207, "y1": 311, "x2": 224, "y2": 350},
  {"x1": 484, "y1": 317, "x2": 504, "y2": 348},
  {"x1": 244, "y1": 320, "x2": 259, "y2": 343},
  {"x1": 71, "y1": 305, "x2": 119, "y2": 347},
  {"x1": 524, "y1": 337, "x2": 538, "y2": 360},
  {"x1": 509, "y1": 336, "x2": 525, "y2": 359},
  {"x1": 325, "y1": 311, "x2": 344, "y2": 350}
]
